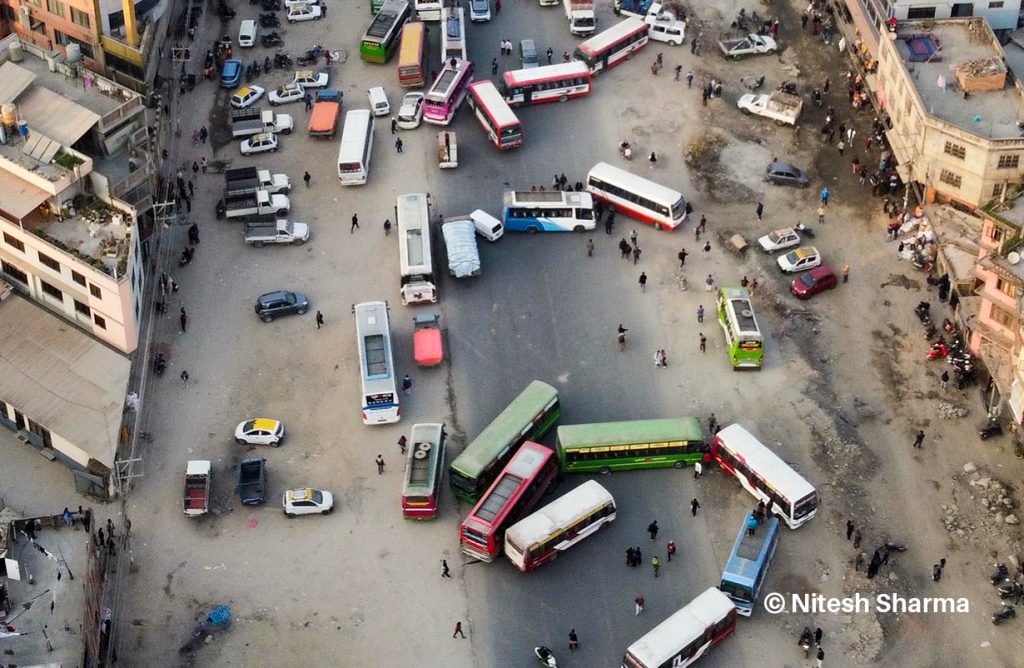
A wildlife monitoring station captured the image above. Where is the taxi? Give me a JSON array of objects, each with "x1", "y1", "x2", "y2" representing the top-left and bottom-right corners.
[
  {"x1": 235, "y1": 418, "x2": 285, "y2": 446},
  {"x1": 283, "y1": 488, "x2": 334, "y2": 516},
  {"x1": 230, "y1": 85, "x2": 265, "y2": 109},
  {"x1": 757, "y1": 227, "x2": 800, "y2": 253},
  {"x1": 777, "y1": 246, "x2": 822, "y2": 274},
  {"x1": 269, "y1": 83, "x2": 305, "y2": 105},
  {"x1": 240, "y1": 132, "x2": 278, "y2": 155},
  {"x1": 291, "y1": 70, "x2": 329, "y2": 88}
]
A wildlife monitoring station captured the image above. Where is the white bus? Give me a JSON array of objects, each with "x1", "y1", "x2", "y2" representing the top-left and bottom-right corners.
[
  {"x1": 414, "y1": 0, "x2": 442, "y2": 21},
  {"x1": 586, "y1": 162, "x2": 686, "y2": 230},
  {"x1": 502, "y1": 190, "x2": 596, "y2": 233},
  {"x1": 622, "y1": 588, "x2": 738, "y2": 668},
  {"x1": 440, "y1": 6, "x2": 467, "y2": 64},
  {"x1": 337, "y1": 110, "x2": 375, "y2": 185},
  {"x1": 396, "y1": 193, "x2": 437, "y2": 305},
  {"x1": 353, "y1": 301, "x2": 400, "y2": 424},
  {"x1": 710, "y1": 424, "x2": 819, "y2": 529},
  {"x1": 504, "y1": 480, "x2": 616, "y2": 571}
]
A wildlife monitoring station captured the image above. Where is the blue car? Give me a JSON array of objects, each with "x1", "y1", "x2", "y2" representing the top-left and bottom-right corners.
[{"x1": 221, "y1": 59, "x2": 242, "y2": 88}]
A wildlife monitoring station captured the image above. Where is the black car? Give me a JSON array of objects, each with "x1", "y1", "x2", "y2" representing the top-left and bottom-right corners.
[
  {"x1": 255, "y1": 290, "x2": 309, "y2": 322},
  {"x1": 764, "y1": 161, "x2": 810, "y2": 188}
]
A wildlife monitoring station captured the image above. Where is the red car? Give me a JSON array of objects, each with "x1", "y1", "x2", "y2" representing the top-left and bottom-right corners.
[{"x1": 790, "y1": 265, "x2": 838, "y2": 299}]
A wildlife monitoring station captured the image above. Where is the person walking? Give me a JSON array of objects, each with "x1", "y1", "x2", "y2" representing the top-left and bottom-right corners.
[
  {"x1": 647, "y1": 520, "x2": 659, "y2": 540},
  {"x1": 652, "y1": 556, "x2": 661, "y2": 577},
  {"x1": 913, "y1": 429, "x2": 925, "y2": 449},
  {"x1": 678, "y1": 248, "x2": 688, "y2": 267},
  {"x1": 180, "y1": 369, "x2": 190, "y2": 385},
  {"x1": 316, "y1": 310, "x2": 324, "y2": 329},
  {"x1": 351, "y1": 213, "x2": 360, "y2": 232},
  {"x1": 391, "y1": 118, "x2": 398, "y2": 134},
  {"x1": 491, "y1": 58, "x2": 498, "y2": 75},
  {"x1": 635, "y1": 594, "x2": 645, "y2": 615},
  {"x1": 697, "y1": 304, "x2": 704, "y2": 323},
  {"x1": 694, "y1": 460, "x2": 703, "y2": 478},
  {"x1": 747, "y1": 513, "x2": 758, "y2": 536},
  {"x1": 568, "y1": 629, "x2": 579, "y2": 651},
  {"x1": 180, "y1": 307, "x2": 188, "y2": 333},
  {"x1": 755, "y1": 201, "x2": 764, "y2": 221},
  {"x1": 842, "y1": 264, "x2": 850, "y2": 283},
  {"x1": 837, "y1": 139, "x2": 846, "y2": 156},
  {"x1": 853, "y1": 529, "x2": 862, "y2": 548},
  {"x1": 817, "y1": 206, "x2": 826, "y2": 224},
  {"x1": 586, "y1": 238, "x2": 594, "y2": 257},
  {"x1": 376, "y1": 454, "x2": 386, "y2": 474},
  {"x1": 620, "y1": 239, "x2": 632, "y2": 259},
  {"x1": 397, "y1": 435, "x2": 408, "y2": 454},
  {"x1": 658, "y1": 349, "x2": 668, "y2": 367},
  {"x1": 395, "y1": 137, "x2": 404, "y2": 153},
  {"x1": 441, "y1": 559, "x2": 451, "y2": 577},
  {"x1": 691, "y1": 498, "x2": 701, "y2": 516},
  {"x1": 629, "y1": 228, "x2": 638, "y2": 246},
  {"x1": 200, "y1": 126, "x2": 208, "y2": 143},
  {"x1": 820, "y1": 187, "x2": 830, "y2": 206},
  {"x1": 666, "y1": 540, "x2": 677, "y2": 561},
  {"x1": 674, "y1": 64, "x2": 682, "y2": 81},
  {"x1": 816, "y1": 646, "x2": 824, "y2": 668},
  {"x1": 686, "y1": 70, "x2": 694, "y2": 87},
  {"x1": 703, "y1": 240, "x2": 712, "y2": 254},
  {"x1": 639, "y1": 272, "x2": 648, "y2": 292},
  {"x1": 699, "y1": 332, "x2": 707, "y2": 353},
  {"x1": 546, "y1": 47, "x2": 553, "y2": 64},
  {"x1": 939, "y1": 369, "x2": 950, "y2": 390},
  {"x1": 402, "y1": 374, "x2": 412, "y2": 395},
  {"x1": 383, "y1": 218, "x2": 393, "y2": 236},
  {"x1": 632, "y1": 246, "x2": 642, "y2": 264},
  {"x1": 200, "y1": 157, "x2": 208, "y2": 173},
  {"x1": 626, "y1": 546, "x2": 636, "y2": 567},
  {"x1": 453, "y1": 621, "x2": 466, "y2": 638},
  {"x1": 814, "y1": 627, "x2": 823, "y2": 646},
  {"x1": 932, "y1": 557, "x2": 946, "y2": 581},
  {"x1": 705, "y1": 274, "x2": 714, "y2": 292},
  {"x1": 188, "y1": 180, "x2": 195, "y2": 198},
  {"x1": 634, "y1": 546, "x2": 642, "y2": 567},
  {"x1": 846, "y1": 519, "x2": 855, "y2": 540},
  {"x1": 649, "y1": 151, "x2": 657, "y2": 169},
  {"x1": 304, "y1": 171, "x2": 312, "y2": 187}
]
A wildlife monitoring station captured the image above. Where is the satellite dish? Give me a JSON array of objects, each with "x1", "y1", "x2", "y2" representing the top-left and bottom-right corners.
[{"x1": 1008, "y1": 251, "x2": 1021, "y2": 265}]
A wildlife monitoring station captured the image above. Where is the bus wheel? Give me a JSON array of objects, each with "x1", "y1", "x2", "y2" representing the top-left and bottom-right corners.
[
  {"x1": 673, "y1": 461, "x2": 685, "y2": 469},
  {"x1": 527, "y1": 226, "x2": 539, "y2": 233},
  {"x1": 599, "y1": 466, "x2": 611, "y2": 475},
  {"x1": 559, "y1": 94, "x2": 568, "y2": 103},
  {"x1": 573, "y1": 225, "x2": 585, "y2": 232}
]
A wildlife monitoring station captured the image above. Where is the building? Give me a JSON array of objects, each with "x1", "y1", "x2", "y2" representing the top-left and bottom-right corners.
[{"x1": 0, "y1": 55, "x2": 156, "y2": 354}]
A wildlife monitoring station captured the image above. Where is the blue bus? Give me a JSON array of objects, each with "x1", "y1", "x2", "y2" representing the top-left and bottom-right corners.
[
  {"x1": 501, "y1": 190, "x2": 597, "y2": 233},
  {"x1": 719, "y1": 510, "x2": 780, "y2": 616}
]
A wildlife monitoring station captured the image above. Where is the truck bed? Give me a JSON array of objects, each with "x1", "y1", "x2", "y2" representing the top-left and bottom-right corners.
[{"x1": 185, "y1": 486, "x2": 207, "y2": 510}]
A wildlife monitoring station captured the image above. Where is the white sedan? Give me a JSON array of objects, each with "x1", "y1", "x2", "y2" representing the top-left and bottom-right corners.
[
  {"x1": 235, "y1": 418, "x2": 285, "y2": 446},
  {"x1": 240, "y1": 132, "x2": 279, "y2": 155},
  {"x1": 230, "y1": 85, "x2": 265, "y2": 109},
  {"x1": 397, "y1": 93, "x2": 425, "y2": 129},
  {"x1": 777, "y1": 246, "x2": 822, "y2": 273},
  {"x1": 287, "y1": 3, "x2": 323, "y2": 22},
  {"x1": 291, "y1": 70, "x2": 329, "y2": 89},
  {"x1": 269, "y1": 83, "x2": 305, "y2": 106},
  {"x1": 283, "y1": 488, "x2": 335, "y2": 516},
  {"x1": 757, "y1": 227, "x2": 800, "y2": 253}
]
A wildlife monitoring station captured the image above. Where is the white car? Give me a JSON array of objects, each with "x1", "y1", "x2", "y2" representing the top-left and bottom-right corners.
[
  {"x1": 240, "y1": 132, "x2": 279, "y2": 155},
  {"x1": 235, "y1": 418, "x2": 285, "y2": 446},
  {"x1": 269, "y1": 83, "x2": 305, "y2": 106},
  {"x1": 757, "y1": 228, "x2": 801, "y2": 253},
  {"x1": 283, "y1": 0, "x2": 313, "y2": 6},
  {"x1": 287, "y1": 3, "x2": 323, "y2": 22},
  {"x1": 777, "y1": 246, "x2": 822, "y2": 273},
  {"x1": 396, "y1": 93, "x2": 425, "y2": 129},
  {"x1": 230, "y1": 85, "x2": 265, "y2": 109},
  {"x1": 291, "y1": 70, "x2": 329, "y2": 89},
  {"x1": 283, "y1": 488, "x2": 335, "y2": 516}
]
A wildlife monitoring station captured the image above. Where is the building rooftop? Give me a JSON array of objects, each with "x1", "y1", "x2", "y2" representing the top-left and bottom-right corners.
[
  {"x1": 898, "y1": 20, "x2": 1024, "y2": 140},
  {"x1": 0, "y1": 58, "x2": 131, "y2": 119},
  {"x1": 36, "y1": 202, "x2": 133, "y2": 276}
]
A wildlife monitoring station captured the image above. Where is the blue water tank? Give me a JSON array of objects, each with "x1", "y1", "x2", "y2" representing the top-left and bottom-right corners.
[{"x1": 17, "y1": 121, "x2": 28, "y2": 137}]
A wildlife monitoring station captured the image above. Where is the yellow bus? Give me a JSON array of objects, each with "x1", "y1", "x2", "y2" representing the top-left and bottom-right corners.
[{"x1": 397, "y1": 22, "x2": 426, "y2": 87}]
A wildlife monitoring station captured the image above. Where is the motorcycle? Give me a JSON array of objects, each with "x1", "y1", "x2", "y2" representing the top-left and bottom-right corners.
[
  {"x1": 153, "y1": 353, "x2": 167, "y2": 376},
  {"x1": 179, "y1": 247, "x2": 194, "y2": 267},
  {"x1": 777, "y1": 80, "x2": 798, "y2": 95},
  {"x1": 798, "y1": 628, "x2": 814, "y2": 658},
  {"x1": 794, "y1": 222, "x2": 815, "y2": 238},
  {"x1": 534, "y1": 646, "x2": 557, "y2": 667},
  {"x1": 275, "y1": 53, "x2": 293, "y2": 68},
  {"x1": 811, "y1": 89, "x2": 822, "y2": 107},
  {"x1": 264, "y1": 56, "x2": 272, "y2": 71},
  {"x1": 915, "y1": 302, "x2": 932, "y2": 321},
  {"x1": 991, "y1": 563, "x2": 1010, "y2": 585},
  {"x1": 927, "y1": 342, "x2": 948, "y2": 360},
  {"x1": 980, "y1": 418, "x2": 1004, "y2": 441},
  {"x1": 262, "y1": 32, "x2": 283, "y2": 48},
  {"x1": 992, "y1": 603, "x2": 1016, "y2": 625},
  {"x1": 883, "y1": 541, "x2": 907, "y2": 552},
  {"x1": 216, "y1": 199, "x2": 226, "y2": 220},
  {"x1": 261, "y1": 0, "x2": 282, "y2": 9},
  {"x1": 259, "y1": 13, "x2": 280, "y2": 28},
  {"x1": 997, "y1": 581, "x2": 1023, "y2": 599}
]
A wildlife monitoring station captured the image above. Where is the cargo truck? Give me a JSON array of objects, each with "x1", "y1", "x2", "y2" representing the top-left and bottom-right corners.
[{"x1": 564, "y1": 0, "x2": 596, "y2": 35}]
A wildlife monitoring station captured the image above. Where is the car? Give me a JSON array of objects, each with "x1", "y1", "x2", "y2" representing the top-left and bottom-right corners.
[
  {"x1": 283, "y1": 0, "x2": 313, "y2": 6},
  {"x1": 240, "y1": 132, "x2": 279, "y2": 155},
  {"x1": 220, "y1": 59, "x2": 243, "y2": 88},
  {"x1": 519, "y1": 39, "x2": 539, "y2": 69},
  {"x1": 368, "y1": 86, "x2": 390, "y2": 116},
  {"x1": 283, "y1": 488, "x2": 334, "y2": 516},
  {"x1": 287, "y1": 3, "x2": 323, "y2": 22},
  {"x1": 235, "y1": 418, "x2": 285, "y2": 446},
  {"x1": 230, "y1": 85, "x2": 266, "y2": 109},
  {"x1": 291, "y1": 69, "x2": 330, "y2": 89},
  {"x1": 469, "y1": 0, "x2": 491, "y2": 21},
  {"x1": 757, "y1": 227, "x2": 801, "y2": 253},
  {"x1": 254, "y1": 290, "x2": 309, "y2": 321},
  {"x1": 396, "y1": 92, "x2": 425, "y2": 129},
  {"x1": 777, "y1": 246, "x2": 822, "y2": 274},
  {"x1": 790, "y1": 265, "x2": 839, "y2": 299},
  {"x1": 765, "y1": 160, "x2": 810, "y2": 187},
  {"x1": 269, "y1": 83, "x2": 305, "y2": 105}
]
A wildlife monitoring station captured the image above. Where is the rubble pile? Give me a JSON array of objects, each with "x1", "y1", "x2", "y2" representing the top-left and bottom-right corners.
[
  {"x1": 947, "y1": 464, "x2": 1021, "y2": 541},
  {"x1": 937, "y1": 402, "x2": 968, "y2": 419}
]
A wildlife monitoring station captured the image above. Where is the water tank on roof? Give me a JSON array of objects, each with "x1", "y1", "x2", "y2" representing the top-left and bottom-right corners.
[
  {"x1": 65, "y1": 42, "x2": 82, "y2": 63},
  {"x1": 8, "y1": 40, "x2": 23, "y2": 63},
  {"x1": 1, "y1": 104, "x2": 16, "y2": 127},
  {"x1": 17, "y1": 121, "x2": 29, "y2": 138}
]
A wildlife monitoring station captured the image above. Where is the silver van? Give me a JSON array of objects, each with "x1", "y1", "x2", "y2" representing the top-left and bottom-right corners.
[
  {"x1": 470, "y1": 209, "x2": 504, "y2": 241},
  {"x1": 367, "y1": 86, "x2": 391, "y2": 117},
  {"x1": 519, "y1": 39, "x2": 539, "y2": 69},
  {"x1": 238, "y1": 20, "x2": 258, "y2": 48}
]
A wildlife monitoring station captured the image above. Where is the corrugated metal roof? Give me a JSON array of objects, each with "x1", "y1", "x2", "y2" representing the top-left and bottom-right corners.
[
  {"x1": 19, "y1": 86, "x2": 99, "y2": 146},
  {"x1": 0, "y1": 296, "x2": 129, "y2": 469},
  {"x1": 0, "y1": 61, "x2": 38, "y2": 104},
  {"x1": 0, "y1": 168, "x2": 51, "y2": 220}
]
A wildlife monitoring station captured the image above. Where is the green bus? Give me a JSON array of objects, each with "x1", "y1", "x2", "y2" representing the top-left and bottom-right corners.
[
  {"x1": 360, "y1": 0, "x2": 411, "y2": 64},
  {"x1": 449, "y1": 380, "x2": 561, "y2": 503},
  {"x1": 717, "y1": 287, "x2": 764, "y2": 369},
  {"x1": 555, "y1": 418, "x2": 705, "y2": 475}
]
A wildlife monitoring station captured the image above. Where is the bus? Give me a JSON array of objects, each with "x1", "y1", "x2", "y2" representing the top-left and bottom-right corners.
[
  {"x1": 499, "y1": 62, "x2": 592, "y2": 106},
  {"x1": 414, "y1": 0, "x2": 442, "y2": 21},
  {"x1": 460, "y1": 442, "x2": 558, "y2": 561},
  {"x1": 502, "y1": 190, "x2": 596, "y2": 233},
  {"x1": 397, "y1": 22, "x2": 427, "y2": 87},
  {"x1": 371, "y1": 0, "x2": 384, "y2": 14},
  {"x1": 710, "y1": 423, "x2": 819, "y2": 529},
  {"x1": 504, "y1": 480, "x2": 616, "y2": 571},
  {"x1": 717, "y1": 287, "x2": 764, "y2": 369},
  {"x1": 352, "y1": 301, "x2": 400, "y2": 424},
  {"x1": 573, "y1": 18, "x2": 649, "y2": 74},
  {"x1": 396, "y1": 193, "x2": 437, "y2": 305},
  {"x1": 467, "y1": 80, "x2": 523, "y2": 150},
  {"x1": 440, "y1": 6, "x2": 467, "y2": 64},
  {"x1": 337, "y1": 110, "x2": 374, "y2": 185},
  {"x1": 424, "y1": 58, "x2": 474, "y2": 125},
  {"x1": 585, "y1": 162, "x2": 686, "y2": 230},
  {"x1": 556, "y1": 418, "x2": 705, "y2": 475},
  {"x1": 402, "y1": 423, "x2": 447, "y2": 519},
  {"x1": 720, "y1": 510, "x2": 780, "y2": 615},
  {"x1": 622, "y1": 588, "x2": 738, "y2": 668},
  {"x1": 449, "y1": 380, "x2": 560, "y2": 503},
  {"x1": 360, "y1": 0, "x2": 411, "y2": 64}
]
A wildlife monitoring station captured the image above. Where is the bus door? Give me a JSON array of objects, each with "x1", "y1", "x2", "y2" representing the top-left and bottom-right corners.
[{"x1": 522, "y1": 86, "x2": 532, "y2": 105}]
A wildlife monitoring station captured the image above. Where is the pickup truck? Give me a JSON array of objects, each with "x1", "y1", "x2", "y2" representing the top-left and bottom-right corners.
[
  {"x1": 441, "y1": 218, "x2": 481, "y2": 278},
  {"x1": 564, "y1": 0, "x2": 596, "y2": 35},
  {"x1": 719, "y1": 33, "x2": 777, "y2": 59},
  {"x1": 224, "y1": 190, "x2": 291, "y2": 220},
  {"x1": 232, "y1": 109, "x2": 295, "y2": 138},
  {"x1": 737, "y1": 91, "x2": 802, "y2": 126},
  {"x1": 224, "y1": 166, "x2": 292, "y2": 196},
  {"x1": 184, "y1": 460, "x2": 211, "y2": 516},
  {"x1": 244, "y1": 219, "x2": 310, "y2": 246},
  {"x1": 237, "y1": 457, "x2": 267, "y2": 506}
]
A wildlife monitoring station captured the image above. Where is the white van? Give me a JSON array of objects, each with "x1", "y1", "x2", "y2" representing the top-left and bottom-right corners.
[
  {"x1": 469, "y1": 0, "x2": 491, "y2": 22},
  {"x1": 367, "y1": 86, "x2": 390, "y2": 117},
  {"x1": 470, "y1": 209, "x2": 504, "y2": 241},
  {"x1": 238, "y1": 20, "x2": 258, "y2": 48}
]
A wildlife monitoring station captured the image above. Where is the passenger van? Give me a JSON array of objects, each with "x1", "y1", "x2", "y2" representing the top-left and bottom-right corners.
[
  {"x1": 368, "y1": 86, "x2": 391, "y2": 116},
  {"x1": 238, "y1": 20, "x2": 258, "y2": 48},
  {"x1": 519, "y1": 39, "x2": 539, "y2": 69},
  {"x1": 469, "y1": 0, "x2": 491, "y2": 22},
  {"x1": 470, "y1": 209, "x2": 504, "y2": 241}
]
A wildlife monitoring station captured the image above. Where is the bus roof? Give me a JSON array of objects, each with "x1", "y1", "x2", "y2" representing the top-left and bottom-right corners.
[
  {"x1": 403, "y1": 423, "x2": 444, "y2": 493},
  {"x1": 722, "y1": 510, "x2": 780, "y2": 587},
  {"x1": 339, "y1": 110, "x2": 372, "y2": 162},
  {"x1": 625, "y1": 588, "x2": 735, "y2": 666},
  {"x1": 468, "y1": 80, "x2": 520, "y2": 127},
  {"x1": 353, "y1": 301, "x2": 394, "y2": 388},
  {"x1": 557, "y1": 418, "x2": 703, "y2": 448},
  {"x1": 587, "y1": 162, "x2": 683, "y2": 206},
  {"x1": 472, "y1": 442, "x2": 552, "y2": 522},
  {"x1": 366, "y1": 0, "x2": 409, "y2": 39},
  {"x1": 577, "y1": 18, "x2": 647, "y2": 56},
  {"x1": 720, "y1": 287, "x2": 761, "y2": 336},
  {"x1": 426, "y1": 58, "x2": 472, "y2": 102},
  {"x1": 398, "y1": 22, "x2": 425, "y2": 64},
  {"x1": 503, "y1": 61, "x2": 590, "y2": 87},
  {"x1": 715, "y1": 424, "x2": 816, "y2": 502},
  {"x1": 504, "y1": 190, "x2": 594, "y2": 208},
  {"x1": 505, "y1": 480, "x2": 613, "y2": 548},
  {"x1": 396, "y1": 193, "x2": 431, "y2": 273},
  {"x1": 452, "y1": 380, "x2": 558, "y2": 475}
]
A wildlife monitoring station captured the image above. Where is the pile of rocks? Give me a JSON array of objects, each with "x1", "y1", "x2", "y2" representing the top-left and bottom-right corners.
[
  {"x1": 937, "y1": 402, "x2": 968, "y2": 419},
  {"x1": 960, "y1": 462, "x2": 1018, "y2": 525}
]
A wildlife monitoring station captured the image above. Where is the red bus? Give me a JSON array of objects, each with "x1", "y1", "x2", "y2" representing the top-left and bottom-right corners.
[
  {"x1": 572, "y1": 18, "x2": 649, "y2": 75},
  {"x1": 467, "y1": 80, "x2": 523, "y2": 150},
  {"x1": 499, "y1": 61, "x2": 592, "y2": 107},
  {"x1": 460, "y1": 441, "x2": 558, "y2": 561}
]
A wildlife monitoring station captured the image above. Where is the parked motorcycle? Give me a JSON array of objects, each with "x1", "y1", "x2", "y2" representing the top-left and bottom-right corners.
[
  {"x1": 777, "y1": 80, "x2": 798, "y2": 95},
  {"x1": 179, "y1": 247, "x2": 195, "y2": 267},
  {"x1": 927, "y1": 342, "x2": 948, "y2": 360},
  {"x1": 992, "y1": 603, "x2": 1016, "y2": 625},
  {"x1": 794, "y1": 222, "x2": 815, "y2": 238},
  {"x1": 914, "y1": 301, "x2": 931, "y2": 322},
  {"x1": 997, "y1": 580, "x2": 1023, "y2": 599},
  {"x1": 534, "y1": 646, "x2": 557, "y2": 668},
  {"x1": 274, "y1": 52, "x2": 293, "y2": 68},
  {"x1": 262, "y1": 32, "x2": 283, "y2": 48},
  {"x1": 153, "y1": 353, "x2": 167, "y2": 376},
  {"x1": 980, "y1": 418, "x2": 1004, "y2": 441},
  {"x1": 261, "y1": 0, "x2": 282, "y2": 9},
  {"x1": 811, "y1": 89, "x2": 822, "y2": 107},
  {"x1": 991, "y1": 563, "x2": 1010, "y2": 585},
  {"x1": 259, "y1": 13, "x2": 280, "y2": 28}
]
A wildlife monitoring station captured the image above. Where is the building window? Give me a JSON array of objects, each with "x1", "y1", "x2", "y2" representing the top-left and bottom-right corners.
[
  {"x1": 3, "y1": 232, "x2": 24, "y2": 251},
  {"x1": 990, "y1": 1, "x2": 1005, "y2": 7},
  {"x1": 37, "y1": 252, "x2": 60, "y2": 273},
  {"x1": 993, "y1": 183, "x2": 1005, "y2": 198},
  {"x1": 70, "y1": 6, "x2": 89, "y2": 26},
  {"x1": 939, "y1": 169, "x2": 962, "y2": 188},
  {"x1": 989, "y1": 225, "x2": 1005, "y2": 243},
  {"x1": 996, "y1": 277, "x2": 1018, "y2": 298},
  {"x1": 93, "y1": 313, "x2": 106, "y2": 329},
  {"x1": 46, "y1": 0, "x2": 64, "y2": 17},
  {"x1": 71, "y1": 269, "x2": 86, "y2": 286},
  {"x1": 991, "y1": 303, "x2": 1015, "y2": 329},
  {"x1": 89, "y1": 283, "x2": 101, "y2": 298},
  {"x1": 1, "y1": 260, "x2": 28, "y2": 285},
  {"x1": 907, "y1": 6, "x2": 937, "y2": 18},
  {"x1": 944, "y1": 142, "x2": 966, "y2": 160},
  {"x1": 73, "y1": 299, "x2": 91, "y2": 316},
  {"x1": 998, "y1": 155, "x2": 1020, "y2": 169},
  {"x1": 40, "y1": 280, "x2": 63, "y2": 301}
]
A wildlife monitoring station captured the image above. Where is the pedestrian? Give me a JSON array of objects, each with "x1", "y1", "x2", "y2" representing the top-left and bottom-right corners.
[
  {"x1": 376, "y1": 454, "x2": 386, "y2": 474},
  {"x1": 853, "y1": 529, "x2": 862, "y2": 548},
  {"x1": 634, "y1": 546, "x2": 642, "y2": 567},
  {"x1": 913, "y1": 429, "x2": 925, "y2": 449},
  {"x1": 705, "y1": 274, "x2": 714, "y2": 292},
  {"x1": 562, "y1": 50, "x2": 570, "y2": 62},
  {"x1": 932, "y1": 557, "x2": 946, "y2": 581},
  {"x1": 107, "y1": 535, "x2": 116, "y2": 555},
  {"x1": 200, "y1": 157, "x2": 208, "y2": 173},
  {"x1": 846, "y1": 519, "x2": 855, "y2": 540},
  {"x1": 180, "y1": 307, "x2": 188, "y2": 332},
  {"x1": 304, "y1": 93, "x2": 313, "y2": 111},
  {"x1": 191, "y1": 161, "x2": 199, "y2": 175},
  {"x1": 694, "y1": 460, "x2": 702, "y2": 478},
  {"x1": 816, "y1": 646, "x2": 824, "y2": 668},
  {"x1": 708, "y1": 412, "x2": 717, "y2": 432},
  {"x1": 107, "y1": 518, "x2": 115, "y2": 537},
  {"x1": 188, "y1": 180, "x2": 194, "y2": 198},
  {"x1": 674, "y1": 64, "x2": 682, "y2": 81},
  {"x1": 188, "y1": 223, "x2": 200, "y2": 245},
  {"x1": 897, "y1": 240, "x2": 905, "y2": 259},
  {"x1": 747, "y1": 514, "x2": 758, "y2": 536},
  {"x1": 395, "y1": 137, "x2": 404, "y2": 153},
  {"x1": 304, "y1": 171, "x2": 312, "y2": 187},
  {"x1": 755, "y1": 201, "x2": 764, "y2": 221},
  {"x1": 652, "y1": 556, "x2": 661, "y2": 577},
  {"x1": 391, "y1": 118, "x2": 398, "y2": 134},
  {"x1": 629, "y1": 228, "x2": 638, "y2": 246},
  {"x1": 62, "y1": 507, "x2": 73, "y2": 526},
  {"x1": 703, "y1": 240, "x2": 711, "y2": 254},
  {"x1": 817, "y1": 206, "x2": 826, "y2": 225},
  {"x1": 397, "y1": 435, "x2": 408, "y2": 455},
  {"x1": 659, "y1": 349, "x2": 668, "y2": 367},
  {"x1": 697, "y1": 215, "x2": 706, "y2": 234},
  {"x1": 823, "y1": 77, "x2": 830, "y2": 93},
  {"x1": 647, "y1": 520, "x2": 659, "y2": 540},
  {"x1": 837, "y1": 139, "x2": 845, "y2": 156},
  {"x1": 940, "y1": 370, "x2": 949, "y2": 390},
  {"x1": 635, "y1": 594, "x2": 645, "y2": 615},
  {"x1": 620, "y1": 239, "x2": 632, "y2": 259},
  {"x1": 546, "y1": 47, "x2": 553, "y2": 64},
  {"x1": 568, "y1": 629, "x2": 578, "y2": 651},
  {"x1": 842, "y1": 264, "x2": 850, "y2": 282},
  {"x1": 491, "y1": 58, "x2": 498, "y2": 75},
  {"x1": 200, "y1": 126, "x2": 208, "y2": 143},
  {"x1": 686, "y1": 70, "x2": 694, "y2": 88},
  {"x1": 633, "y1": 246, "x2": 642, "y2": 264},
  {"x1": 191, "y1": 129, "x2": 200, "y2": 146},
  {"x1": 351, "y1": 213, "x2": 360, "y2": 232},
  {"x1": 627, "y1": 546, "x2": 636, "y2": 566},
  {"x1": 453, "y1": 621, "x2": 465, "y2": 638},
  {"x1": 814, "y1": 627, "x2": 823, "y2": 646},
  {"x1": 740, "y1": 275, "x2": 749, "y2": 288},
  {"x1": 678, "y1": 248, "x2": 688, "y2": 267},
  {"x1": 649, "y1": 151, "x2": 657, "y2": 169},
  {"x1": 666, "y1": 540, "x2": 677, "y2": 561},
  {"x1": 315, "y1": 310, "x2": 324, "y2": 329},
  {"x1": 697, "y1": 304, "x2": 704, "y2": 323},
  {"x1": 820, "y1": 187, "x2": 830, "y2": 206},
  {"x1": 586, "y1": 238, "x2": 594, "y2": 257},
  {"x1": 847, "y1": 127, "x2": 856, "y2": 143},
  {"x1": 402, "y1": 374, "x2": 412, "y2": 395},
  {"x1": 691, "y1": 498, "x2": 701, "y2": 516},
  {"x1": 699, "y1": 332, "x2": 707, "y2": 353},
  {"x1": 441, "y1": 559, "x2": 451, "y2": 577},
  {"x1": 180, "y1": 369, "x2": 189, "y2": 385},
  {"x1": 639, "y1": 272, "x2": 648, "y2": 292}
]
